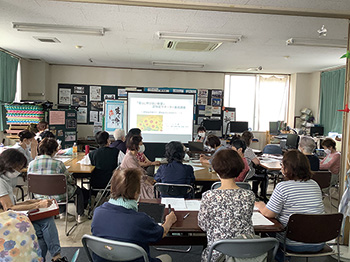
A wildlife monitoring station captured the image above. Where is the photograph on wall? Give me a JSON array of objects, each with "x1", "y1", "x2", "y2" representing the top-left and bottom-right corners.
[
  {"x1": 65, "y1": 131, "x2": 76, "y2": 142},
  {"x1": 211, "y1": 90, "x2": 223, "y2": 99},
  {"x1": 212, "y1": 106, "x2": 221, "y2": 114},
  {"x1": 57, "y1": 130, "x2": 64, "y2": 137},
  {"x1": 66, "y1": 119, "x2": 77, "y2": 129},
  {"x1": 91, "y1": 102, "x2": 103, "y2": 111},
  {"x1": 67, "y1": 112, "x2": 76, "y2": 118},
  {"x1": 90, "y1": 86, "x2": 102, "y2": 101},
  {"x1": 74, "y1": 86, "x2": 85, "y2": 94},
  {"x1": 197, "y1": 97, "x2": 207, "y2": 105},
  {"x1": 104, "y1": 94, "x2": 115, "y2": 100},
  {"x1": 104, "y1": 100, "x2": 125, "y2": 132},
  {"x1": 71, "y1": 94, "x2": 87, "y2": 106},
  {"x1": 212, "y1": 98, "x2": 222, "y2": 106},
  {"x1": 59, "y1": 89, "x2": 71, "y2": 104},
  {"x1": 198, "y1": 89, "x2": 208, "y2": 97},
  {"x1": 185, "y1": 89, "x2": 196, "y2": 94},
  {"x1": 90, "y1": 111, "x2": 99, "y2": 123},
  {"x1": 77, "y1": 107, "x2": 87, "y2": 123},
  {"x1": 118, "y1": 89, "x2": 127, "y2": 98},
  {"x1": 49, "y1": 128, "x2": 57, "y2": 136}
]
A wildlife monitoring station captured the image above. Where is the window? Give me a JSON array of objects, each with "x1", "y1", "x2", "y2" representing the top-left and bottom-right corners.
[{"x1": 224, "y1": 74, "x2": 289, "y2": 131}]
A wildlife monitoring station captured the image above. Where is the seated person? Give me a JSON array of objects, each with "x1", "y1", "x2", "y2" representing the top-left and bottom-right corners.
[
  {"x1": 298, "y1": 136, "x2": 319, "y2": 171},
  {"x1": 230, "y1": 138, "x2": 250, "y2": 182},
  {"x1": 12, "y1": 130, "x2": 38, "y2": 163},
  {"x1": 194, "y1": 126, "x2": 206, "y2": 142},
  {"x1": 154, "y1": 141, "x2": 195, "y2": 197},
  {"x1": 320, "y1": 138, "x2": 341, "y2": 186},
  {"x1": 28, "y1": 138, "x2": 88, "y2": 223},
  {"x1": 255, "y1": 150, "x2": 324, "y2": 262},
  {"x1": 199, "y1": 135, "x2": 225, "y2": 165},
  {"x1": 0, "y1": 149, "x2": 68, "y2": 262},
  {"x1": 35, "y1": 121, "x2": 49, "y2": 142},
  {"x1": 89, "y1": 131, "x2": 119, "y2": 190},
  {"x1": 92, "y1": 168, "x2": 177, "y2": 262},
  {"x1": 198, "y1": 149, "x2": 255, "y2": 262},
  {"x1": 110, "y1": 128, "x2": 127, "y2": 154},
  {"x1": 121, "y1": 135, "x2": 155, "y2": 199}
]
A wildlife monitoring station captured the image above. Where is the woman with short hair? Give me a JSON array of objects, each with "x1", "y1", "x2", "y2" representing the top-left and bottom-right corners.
[
  {"x1": 255, "y1": 150, "x2": 324, "y2": 262},
  {"x1": 110, "y1": 128, "x2": 127, "y2": 154},
  {"x1": 198, "y1": 149, "x2": 255, "y2": 262},
  {"x1": 298, "y1": 136, "x2": 319, "y2": 171},
  {"x1": 28, "y1": 138, "x2": 88, "y2": 223},
  {"x1": 320, "y1": 138, "x2": 341, "y2": 186},
  {"x1": 199, "y1": 134, "x2": 225, "y2": 165},
  {"x1": 13, "y1": 129, "x2": 38, "y2": 163},
  {"x1": 92, "y1": 168, "x2": 177, "y2": 262}
]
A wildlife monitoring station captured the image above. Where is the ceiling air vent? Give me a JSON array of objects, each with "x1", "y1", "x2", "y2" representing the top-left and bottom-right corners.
[
  {"x1": 164, "y1": 40, "x2": 222, "y2": 52},
  {"x1": 33, "y1": 37, "x2": 61, "y2": 43}
]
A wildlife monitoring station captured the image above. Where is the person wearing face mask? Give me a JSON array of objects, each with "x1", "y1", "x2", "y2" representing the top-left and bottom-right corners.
[
  {"x1": 89, "y1": 131, "x2": 120, "y2": 191},
  {"x1": 121, "y1": 135, "x2": 155, "y2": 199},
  {"x1": 12, "y1": 129, "x2": 38, "y2": 164},
  {"x1": 198, "y1": 149, "x2": 255, "y2": 262},
  {"x1": 320, "y1": 138, "x2": 341, "y2": 186},
  {"x1": 0, "y1": 149, "x2": 68, "y2": 262},
  {"x1": 195, "y1": 126, "x2": 206, "y2": 143},
  {"x1": 255, "y1": 150, "x2": 324, "y2": 262},
  {"x1": 92, "y1": 168, "x2": 177, "y2": 262}
]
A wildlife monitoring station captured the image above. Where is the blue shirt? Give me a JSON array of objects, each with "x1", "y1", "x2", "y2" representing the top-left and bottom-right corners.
[{"x1": 91, "y1": 202, "x2": 164, "y2": 262}]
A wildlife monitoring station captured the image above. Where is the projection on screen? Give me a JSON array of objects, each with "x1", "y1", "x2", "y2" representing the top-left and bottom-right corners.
[{"x1": 128, "y1": 92, "x2": 195, "y2": 143}]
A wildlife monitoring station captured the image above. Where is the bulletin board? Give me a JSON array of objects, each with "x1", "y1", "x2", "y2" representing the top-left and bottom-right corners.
[
  {"x1": 57, "y1": 84, "x2": 143, "y2": 125},
  {"x1": 103, "y1": 100, "x2": 127, "y2": 135},
  {"x1": 196, "y1": 89, "x2": 224, "y2": 126}
]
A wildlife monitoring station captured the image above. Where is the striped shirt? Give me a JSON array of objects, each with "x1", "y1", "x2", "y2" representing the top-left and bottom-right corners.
[
  {"x1": 266, "y1": 179, "x2": 324, "y2": 246},
  {"x1": 28, "y1": 155, "x2": 76, "y2": 201}
]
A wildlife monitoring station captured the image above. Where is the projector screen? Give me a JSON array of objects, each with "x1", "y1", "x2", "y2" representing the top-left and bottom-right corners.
[{"x1": 127, "y1": 92, "x2": 195, "y2": 143}]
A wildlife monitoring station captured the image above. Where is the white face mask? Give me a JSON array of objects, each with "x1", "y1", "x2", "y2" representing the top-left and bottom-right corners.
[
  {"x1": 325, "y1": 149, "x2": 331, "y2": 155},
  {"x1": 26, "y1": 141, "x2": 32, "y2": 149},
  {"x1": 138, "y1": 144, "x2": 145, "y2": 153},
  {"x1": 198, "y1": 132, "x2": 205, "y2": 138},
  {"x1": 5, "y1": 170, "x2": 21, "y2": 179}
]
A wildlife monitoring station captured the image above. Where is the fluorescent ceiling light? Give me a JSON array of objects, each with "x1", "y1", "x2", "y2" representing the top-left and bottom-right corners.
[
  {"x1": 157, "y1": 32, "x2": 242, "y2": 43},
  {"x1": 152, "y1": 61, "x2": 205, "y2": 68},
  {"x1": 13, "y1": 22, "x2": 105, "y2": 36},
  {"x1": 286, "y1": 37, "x2": 347, "y2": 48}
]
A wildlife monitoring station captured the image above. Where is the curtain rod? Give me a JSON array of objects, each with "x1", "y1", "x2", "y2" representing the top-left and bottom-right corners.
[
  {"x1": 0, "y1": 48, "x2": 21, "y2": 60},
  {"x1": 321, "y1": 65, "x2": 346, "y2": 73}
]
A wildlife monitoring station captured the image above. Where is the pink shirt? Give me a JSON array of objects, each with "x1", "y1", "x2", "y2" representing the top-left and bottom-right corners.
[
  {"x1": 235, "y1": 157, "x2": 250, "y2": 182},
  {"x1": 320, "y1": 151, "x2": 341, "y2": 175}
]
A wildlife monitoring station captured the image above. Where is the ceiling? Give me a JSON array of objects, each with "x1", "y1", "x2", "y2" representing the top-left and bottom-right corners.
[{"x1": 1, "y1": 0, "x2": 349, "y2": 74}]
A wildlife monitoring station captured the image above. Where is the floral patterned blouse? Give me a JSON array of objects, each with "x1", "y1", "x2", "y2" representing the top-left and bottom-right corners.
[
  {"x1": 198, "y1": 188, "x2": 255, "y2": 262},
  {"x1": 0, "y1": 210, "x2": 42, "y2": 262}
]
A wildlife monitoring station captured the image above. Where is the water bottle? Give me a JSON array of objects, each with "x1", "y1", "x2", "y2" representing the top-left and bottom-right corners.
[{"x1": 73, "y1": 142, "x2": 78, "y2": 157}]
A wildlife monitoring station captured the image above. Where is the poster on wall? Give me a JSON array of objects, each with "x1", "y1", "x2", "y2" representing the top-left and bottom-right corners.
[
  {"x1": 77, "y1": 107, "x2": 87, "y2": 123},
  {"x1": 104, "y1": 100, "x2": 126, "y2": 133},
  {"x1": 90, "y1": 86, "x2": 102, "y2": 101},
  {"x1": 74, "y1": 86, "x2": 85, "y2": 94},
  {"x1": 71, "y1": 94, "x2": 87, "y2": 106},
  {"x1": 59, "y1": 89, "x2": 71, "y2": 104}
]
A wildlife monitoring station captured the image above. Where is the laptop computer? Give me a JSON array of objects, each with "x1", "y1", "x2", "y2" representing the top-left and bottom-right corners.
[
  {"x1": 138, "y1": 202, "x2": 165, "y2": 223},
  {"x1": 188, "y1": 141, "x2": 204, "y2": 151}
]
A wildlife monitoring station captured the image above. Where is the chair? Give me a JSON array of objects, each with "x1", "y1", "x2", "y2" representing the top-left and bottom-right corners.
[
  {"x1": 283, "y1": 213, "x2": 343, "y2": 262},
  {"x1": 262, "y1": 144, "x2": 283, "y2": 155},
  {"x1": 312, "y1": 171, "x2": 337, "y2": 207},
  {"x1": 154, "y1": 183, "x2": 194, "y2": 198},
  {"x1": 211, "y1": 181, "x2": 252, "y2": 190},
  {"x1": 27, "y1": 173, "x2": 78, "y2": 236},
  {"x1": 82, "y1": 234, "x2": 149, "y2": 262},
  {"x1": 207, "y1": 238, "x2": 279, "y2": 262}
]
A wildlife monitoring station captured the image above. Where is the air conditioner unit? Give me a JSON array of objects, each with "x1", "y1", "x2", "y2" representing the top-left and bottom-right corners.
[{"x1": 164, "y1": 40, "x2": 222, "y2": 52}]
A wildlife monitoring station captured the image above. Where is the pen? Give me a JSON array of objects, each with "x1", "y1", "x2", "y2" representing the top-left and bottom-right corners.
[
  {"x1": 183, "y1": 213, "x2": 190, "y2": 219},
  {"x1": 168, "y1": 204, "x2": 171, "y2": 215}
]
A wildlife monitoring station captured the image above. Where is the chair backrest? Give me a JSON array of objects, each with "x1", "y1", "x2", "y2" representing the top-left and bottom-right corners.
[
  {"x1": 154, "y1": 183, "x2": 194, "y2": 198},
  {"x1": 286, "y1": 213, "x2": 343, "y2": 243},
  {"x1": 82, "y1": 234, "x2": 149, "y2": 262},
  {"x1": 27, "y1": 174, "x2": 67, "y2": 196},
  {"x1": 207, "y1": 238, "x2": 279, "y2": 262},
  {"x1": 211, "y1": 181, "x2": 251, "y2": 190},
  {"x1": 262, "y1": 144, "x2": 283, "y2": 155},
  {"x1": 311, "y1": 171, "x2": 332, "y2": 189}
]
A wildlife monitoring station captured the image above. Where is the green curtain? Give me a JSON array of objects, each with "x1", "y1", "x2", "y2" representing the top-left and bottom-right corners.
[
  {"x1": 0, "y1": 51, "x2": 19, "y2": 131},
  {"x1": 319, "y1": 68, "x2": 346, "y2": 135}
]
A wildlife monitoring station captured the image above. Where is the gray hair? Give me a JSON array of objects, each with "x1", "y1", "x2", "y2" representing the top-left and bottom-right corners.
[
  {"x1": 299, "y1": 136, "x2": 316, "y2": 154},
  {"x1": 113, "y1": 129, "x2": 125, "y2": 140}
]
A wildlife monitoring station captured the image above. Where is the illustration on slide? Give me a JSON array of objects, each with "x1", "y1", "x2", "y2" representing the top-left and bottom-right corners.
[{"x1": 137, "y1": 115, "x2": 163, "y2": 131}]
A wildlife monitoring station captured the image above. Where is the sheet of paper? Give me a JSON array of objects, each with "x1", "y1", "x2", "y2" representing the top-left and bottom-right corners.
[
  {"x1": 54, "y1": 157, "x2": 72, "y2": 163},
  {"x1": 254, "y1": 206, "x2": 259, "y2": 211},
  {"x1": 185, "y1": 200, "x2": 201, "y2": 211},
  {"x1": 192, "y1": 166, "x2": 205, "y2": 171},
  {"x1": 252, "y1": 212, "x2": 274, "y2": 226},
  {"x1": 161, "y1": 198, "x2": 187, "y2": 210},
  {"x1": 65, "y1": 166, "x2": 70, "y2": 169}
]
